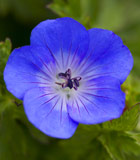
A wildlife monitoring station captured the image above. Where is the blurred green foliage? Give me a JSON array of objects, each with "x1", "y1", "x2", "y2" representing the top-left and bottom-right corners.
[
  {"x1": 0, "y1": 0, "x2": 56, "y2": 48},
  {"x1": 0, "y1": 0, "x2": 52, "y2": 23},
  {"x1": 0, "y1": 0, "x2": 140, "y2": 160}
]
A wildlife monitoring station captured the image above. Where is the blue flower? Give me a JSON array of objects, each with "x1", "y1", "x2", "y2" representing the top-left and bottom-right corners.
[{"x1": 4, "y1": 17, "x2": 133, "y2": 139}]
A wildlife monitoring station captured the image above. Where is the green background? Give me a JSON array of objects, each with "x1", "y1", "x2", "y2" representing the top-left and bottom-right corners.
[{"x1": 0, "y1": 0, "x2": 140, "y2": 159}]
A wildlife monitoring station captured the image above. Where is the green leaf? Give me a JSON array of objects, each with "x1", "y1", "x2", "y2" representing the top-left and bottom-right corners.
[
  {"x1": 98, "y1": 131, "x2": 140, "y2": 160},
  {"x1": 0, "y1": 39, "x2": 11, "y2": 71},
  {"x1": 48, "y1": 0, "x2": 100, "y2": 28},
  {"x1": 57, "y1": 124, "x2": 113, "y2": 160},
  {"x1": 129, "y1": 132, "x2": 140, "y2": 145},
  {"x1": 102, "y1": 103, "x2": 140, "y2": 131},
  {"x1": 0, "y1": 39, "x2": 11, "y2": 78},
  {"x1": 0, "y1": 104, "x2": 50, "y2": 160},
  {"x1": 48, "y1": 0, "x2": 81, "y2": 18},
  {"x1": 122, "y1": 76, "x2": 140, "y2": 106},
  {"x1": 58, "y1": 124, "x2": 101, "y2": 160},
  {"x1": 0, "y1": 39, "x2": 11, "y2": 95}
]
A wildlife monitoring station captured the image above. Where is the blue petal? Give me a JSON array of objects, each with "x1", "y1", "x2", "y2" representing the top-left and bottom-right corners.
[
  {"x1": 67, "y1": 76, "x2": 125, "y2": 124},
  {"x1": 24, "y1": 88, "x2": 78, "y2": 139},
  {"x1": 78, "y1": 28, "x2": 133, "y2": 84},
  {"x1": 4, "y1": 46, "x2": 56, "y2": 100},
  {"x1": 30, "y1": 17, "x2": 89, "y2": 69}
]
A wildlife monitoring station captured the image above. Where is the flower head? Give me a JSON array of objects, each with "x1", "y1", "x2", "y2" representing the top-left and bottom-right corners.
[{"x1": 4, "y1": 17, "x2": 133, "y2": 139}]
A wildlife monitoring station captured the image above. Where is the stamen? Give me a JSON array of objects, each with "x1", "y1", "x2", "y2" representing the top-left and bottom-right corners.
[
  {"x1": 58, "y1": 73, "x2": 67, "y2": 79},
  {"x1": 55, "y1": 69, "x2": 82, "y2": 90}
]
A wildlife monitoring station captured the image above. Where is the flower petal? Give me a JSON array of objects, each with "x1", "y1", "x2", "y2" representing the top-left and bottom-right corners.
[
  {"x1": 67, "y1": 76, "x2": 125, "y2": 124},
  {"x1": 4, "y1": 46, "x2": 56, "y2": 100},
  {"x1": 30, "y1": 17, "x2": 89, "y2": 70},
  {"x1": 78, "y1": 28, "x2": 133, "y2": 84},
  {"x1": 24, "y1": 88, "x2": 78, "y2": 139}
]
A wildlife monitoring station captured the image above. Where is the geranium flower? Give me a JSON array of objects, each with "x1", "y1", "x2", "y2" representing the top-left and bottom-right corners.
[{"x1": 4, "y1": 17, "x2": 133, "y2": 139}]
